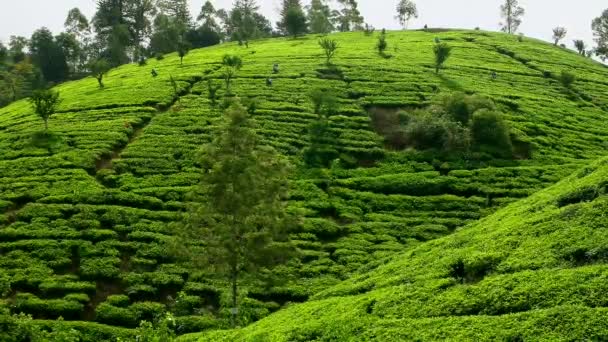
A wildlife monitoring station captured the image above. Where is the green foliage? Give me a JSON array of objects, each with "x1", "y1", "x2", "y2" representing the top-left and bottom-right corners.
[
  {"x1": 178, "y1": 100, "x2": 296, "y2": 327},
  {"x1": 433, "y1": 42, "x2": 452, "y2": 74},
  {"x1": 470, "y1": 109, "x2": 513, "y2": 157},
  {"x1": 592, "y1": 9, "x2": 608, "y2": 61},
  {"x1": 207, "y1": 79, "x2": 221, "y2": 106},
  {"x1": 29, "y1": 89, "x2": 61, "y2": 131},
  {"x1": 0, "y1": 29, "x2": 607, "y2": 341},
  {"x1": 376, "y1": 30, "x2": 388, "y2": 55},
  {"x1": 318, "y1": 38, "x2": 338, "y2": 65},
  {"x1": 177, "y1": 39, "x2": 191, "y2": 65},
  {"x1": 281, "y1": 2, "x2": 308, "y2": 38},
  {"x1": 396, "y1": 0, "x2": 418, "y2": 29},
  {"x1": 89, "y1": 59, "x2": 110, "y2": 88},
  {"x1": 222, "y1": 54, "x2": 243, "y2": 94},
  {"x1": 307, "y1": 0, "x2": 334, "y2": 34},
  {"x1": 372, "y1": 92, "x2": 513, "y2": 157},
  {"x1": 559, "y1": 70, "x2": 576, "y2": 88},
  {"x1": 188, "y1": 158, "x2": 608, "y2": 342}
]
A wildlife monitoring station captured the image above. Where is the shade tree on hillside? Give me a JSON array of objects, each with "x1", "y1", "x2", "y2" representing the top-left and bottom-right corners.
[
  {"x1": 552, "y1": 27, "x2": 567, "y2": 46},
  {"x1": 222, "y1": 54, "x2": 243, "y2": 94},
  {"x1": 8, "y1": 36, "x2": 28, "y2": 63},
  {"x1": 396, "y1": 0, "x2": 418, "y2": 30},
  {"x1": 89, "y1": 59, "x2": 111, "y2": 88},
  {"x1": 319, "y1": 38, "x2": 339, "y2": 65},
  {"x1": 181, "y1": 100, "x2": 295, "y2": 328},
  {"x1": 225, "y1": 0, "x2": 272, "y2": 47},
  {"x1": 280, "y1": 1, "x2": 309, "y2": 38},
  {"x1": 500, "y1": 0, "x2": 525, "y2": 34},
  {"x1": 573, "y1": 40, "x2": 587, "y2": 55},
  {"x1": 307, "y1": 0, "x2": 334, "y2": 34},
  {"x1": 177, "y1": 38, "x2": 191, "y2": 65},
  {"x1": 333, "y1": 0, "x2": 365, "y2": 32},
  {"x1": 29, "y1": 89, "x2": 61, "y2": 132},
  {"x1": 433, "y1": 42, "x2": 452, "y2": 74},
  {"x1": 29, "y1": 28, "x2": 70, "y2": 84},
  {"x1": 64, "y1": 7, "x2": 92, "y2": 72},
  {"x1": 592, "y1": 8, "x2": 608, "y2": 61},
  {"x1": 377, "y1": 29, "x2": 388, "y2": 56}
]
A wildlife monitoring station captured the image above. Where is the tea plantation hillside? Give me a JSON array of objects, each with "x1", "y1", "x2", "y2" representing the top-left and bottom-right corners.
[
  {"x1": 184, "y1": 157, "x2": 608, "y2": 342},
  {"x1": 0, "y1": 29, "x2": 607, "y2": 337}
]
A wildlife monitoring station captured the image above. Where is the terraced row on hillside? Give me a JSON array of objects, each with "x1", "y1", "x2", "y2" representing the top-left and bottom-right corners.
[
  {"x1": 0, "y1": 30, "x2": 607, "y2": 335},
  {"x1": 183, "y1": 157, "x2": 608, "y2": 342}
]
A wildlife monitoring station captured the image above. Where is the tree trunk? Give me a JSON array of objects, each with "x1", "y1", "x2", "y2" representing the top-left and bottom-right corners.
[
  {"x1": 97, "y1": 76, "x2": 104, "y2": 88},
  {"x1": 230, "y1": 263, "x2": 238, "y2": 328},
  {"x1": 181, "y1": 56, "x2": 183, "y2": 65},
  {"x1": 44, "y1": 118, "x2": 48, "y2": 131}
]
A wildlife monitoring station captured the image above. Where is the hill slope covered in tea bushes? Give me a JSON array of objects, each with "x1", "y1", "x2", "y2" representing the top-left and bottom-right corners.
[
  {"x1": 185, "y1": 157, "x2": 608, "y2": 342},
  {"x1": 0, "y1": 29, "x2": 607, "y2": 338}
]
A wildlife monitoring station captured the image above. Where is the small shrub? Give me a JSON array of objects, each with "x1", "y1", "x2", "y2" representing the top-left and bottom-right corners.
[
  {"x1": 155, "y1": 53, "x2": 164, "y2": 60},
  {"x1": 559, "y1": 70, "x2": 576, "y2": 88},
  {"x1": 318, "y1": 38, "x2": 338, "y2": 65},
  {"x1": 376, "y1": 30, "x2": 388, "y2": 56},
  {"x1": 470, "y1": 109, "x2": 513, "y2": 157},
  {"x1": 207, "y1": 80, "x2": 221, "y2": 106},
  {"x1": 433, "y1": 42, "x2": 452, "y2": 74},
  {"x1": 517, "y1": 33, "x2": 524, "y2": 42}
]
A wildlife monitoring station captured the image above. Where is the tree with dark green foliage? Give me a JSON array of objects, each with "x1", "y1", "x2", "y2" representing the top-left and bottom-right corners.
[
  {"x1": 29, "y1": 28, "x2": 70, "y2": 83},
  {"x1": 396, "y1": 0, "x2": 418, "y2": 29},
  {"x1": 8, "y1": 36, "x2": 28, "y2": 63},
  {"x1": 150, "y1": 14, "x2": 182, "y2": 54},
  {"x1": 307, "y1": 0, "x2": 334, "y2": 34},
  {"x1": 0, "y1": 42, "x2": 7, "y2": 64},
  {"x1": 93, "y1": 0, "x2": 132, "y2": 66},
  {"x1": 592, "y1": 8, "x2": 608, "y2": 61},
  {"x1": 181, "y1": 100, "x2": 294, "y2": 328},
  {"x1": 127, "y1": 0, "x2": 157, "y2": 61},
  {"x1": 500, "y1": 0, "x2": 525, "y2": 34},
  {"x1": 156, "y1": 0, "x2": 192, "y2": 35},
  {"x1": 433, "y1": 42, "x2": 452, "y2": 74},
  {"x1": 573, "y1": 40, "x2": 587, "y2": 55},
  {"x1": 305, "y1": 88, "x2": 340, "y2": 167},
  {"x1": 30, "y1": 90, "x2": 61, "y2": 131},
  {"x1": 226, "y1": 0, "x2": 271, "y2": 47},
  {"x1": 470, "y1": 108, "x2": 513, "y2": 156},
  {"x1": 285, "y1": 6, "x2": 308, "y2": 38},
  {"x1": 278, "y1": 0, "x2": 308, "y2": 38},
  {"x1": 334, "y1": 0, "x2": 364, "y2": 32},
  {"x1": 222, "y1": 54, "x2": 243, "y2": 94},
  {"x1": 552, "y1": 27, "x2": 567, "y2": 46},
  {"x1": 319, "y1": 38, "x2": 338, "y2": 65},
  {"x1": 89, "y1": 59, "x2": 111, "y2": 88},
  {"x1": 177, "y1": 38, "x2": 191, "y2": 65}
]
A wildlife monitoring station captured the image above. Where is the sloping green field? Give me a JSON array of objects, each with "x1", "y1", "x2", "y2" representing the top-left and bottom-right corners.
[
  {"x1": 183, "y1": 158, "x2": 608, "y2": 341},
  {"x1": 0, "y1": 29, "x2": 607, "y2": 338}
]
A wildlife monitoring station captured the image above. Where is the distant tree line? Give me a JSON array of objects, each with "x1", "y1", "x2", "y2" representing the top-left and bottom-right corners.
[{"x1": 2, "y1": 0, "x2": 608, "y2": 107}]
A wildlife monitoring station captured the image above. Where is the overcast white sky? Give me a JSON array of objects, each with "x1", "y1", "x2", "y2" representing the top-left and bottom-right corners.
[{"x1": 0, "y1": 0, "x2": 605, "y2": 50}]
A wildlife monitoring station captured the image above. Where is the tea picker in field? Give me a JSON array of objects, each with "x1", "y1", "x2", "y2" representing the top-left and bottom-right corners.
[
  {"x1": 273, "y1": 63, "x2": 280, "y2": 74},
  {"x1": 266, "y1": 78, "x2": 273, "y2": 86},
  {"x1": 151, "y1": 69, "x2": 158, "y2": 78},
  {"x1": 491, "y1": 71, "x2": 497, "y2": 80}
]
